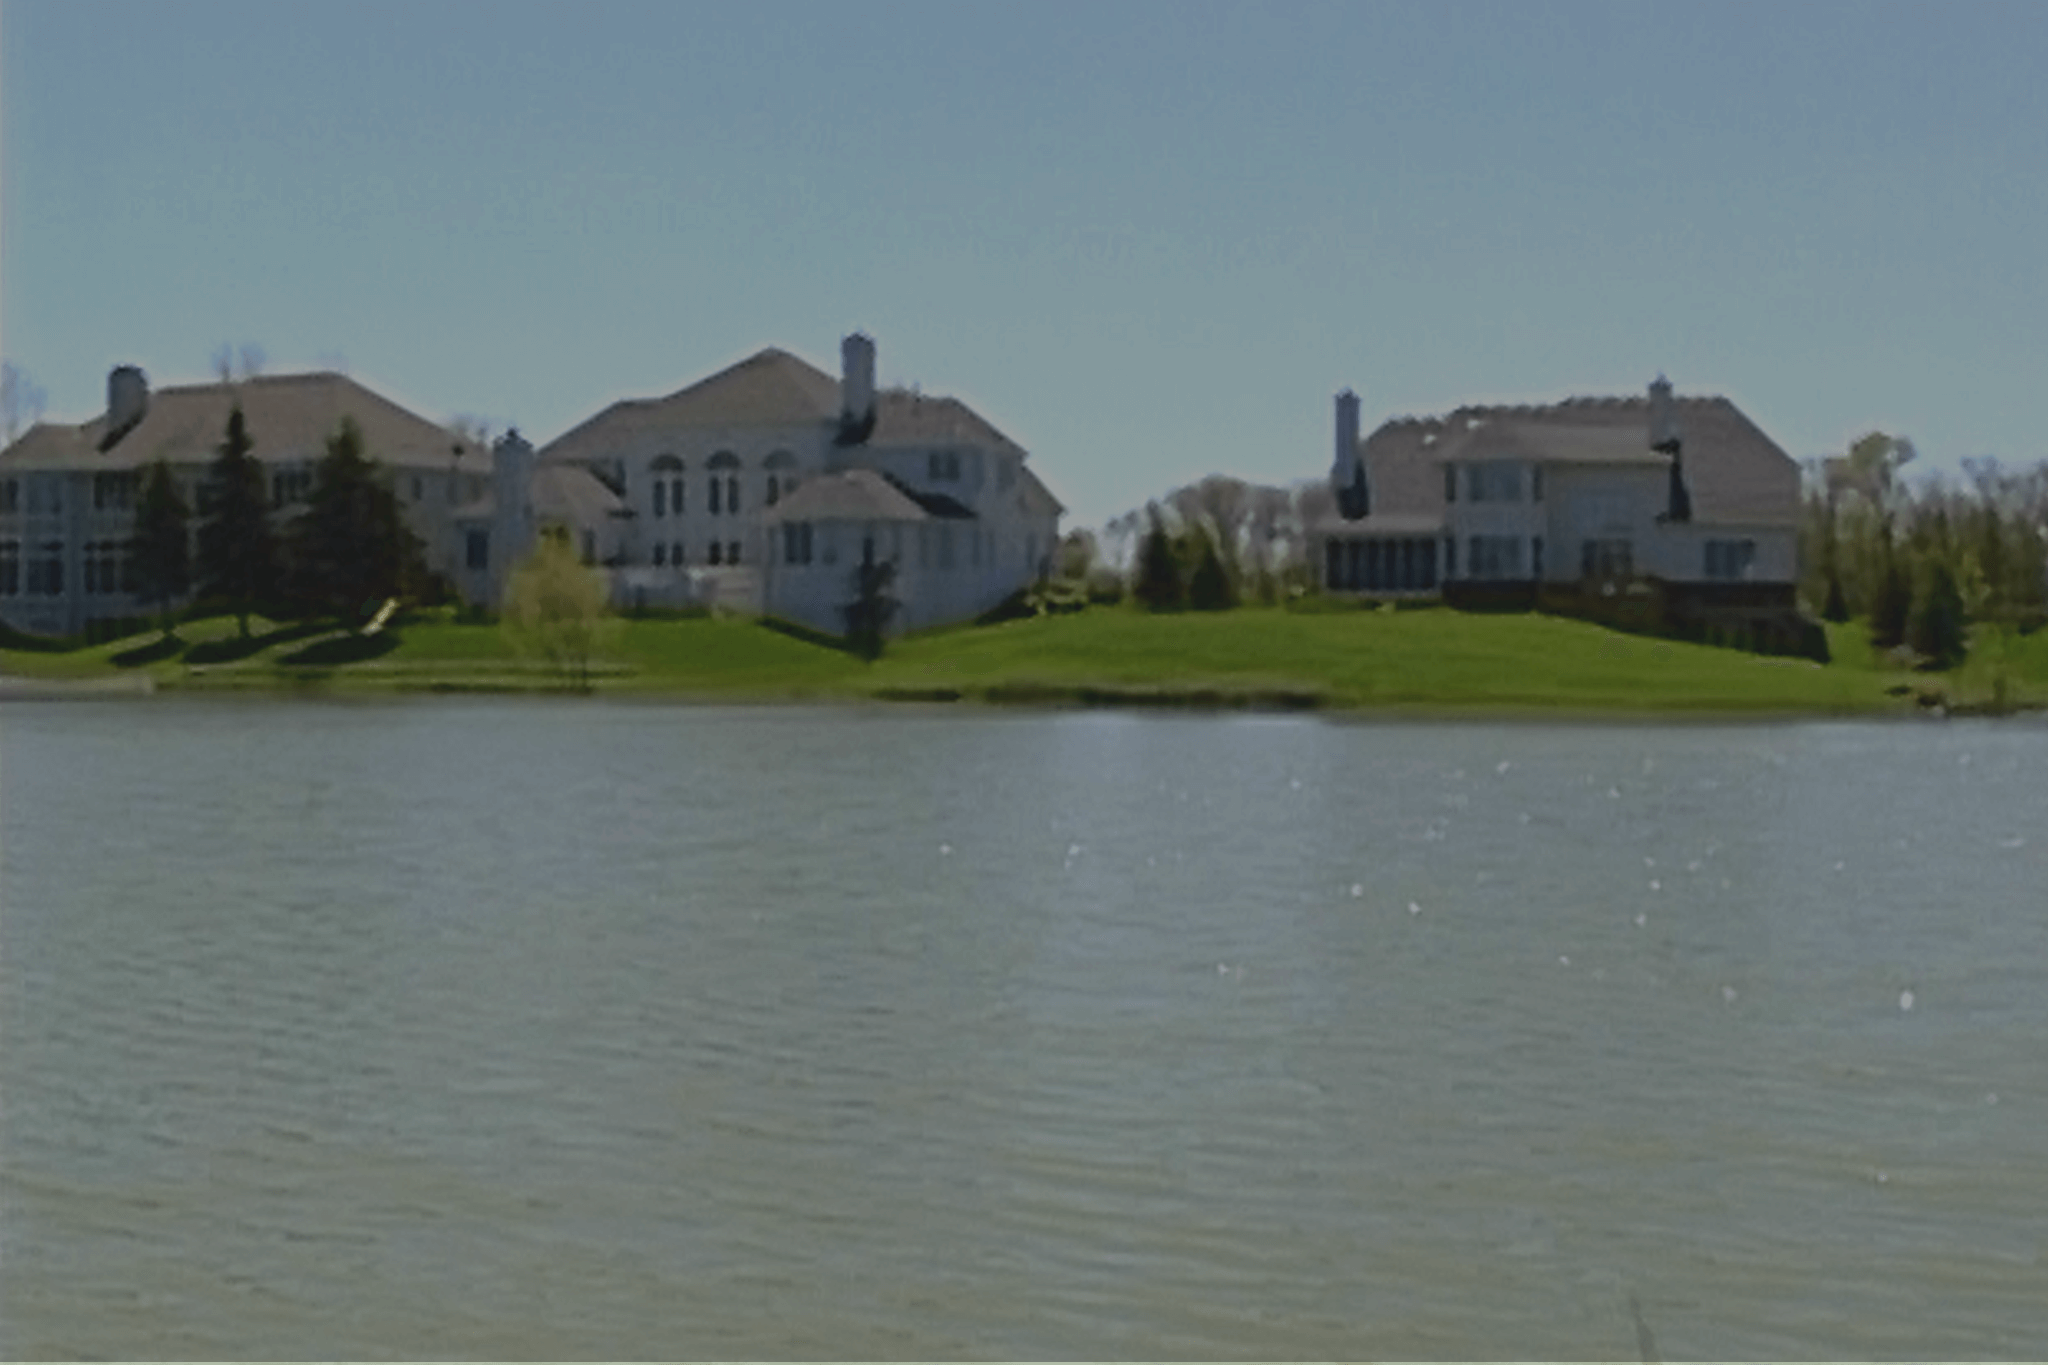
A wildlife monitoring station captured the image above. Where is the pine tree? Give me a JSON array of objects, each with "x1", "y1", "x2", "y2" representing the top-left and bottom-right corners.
[
  {"x1": 130, "y1": 460, "x2": 191, "y2": 637},
  {"x1": 196, "y1": 405, "x2": 279, "y2": 638},
  {"x1": 1132, "y1": 505, "x2": 1184, "y2": 612},
  {"x1": 1868, "y1": 532, "x2": 1913, "y2": 651},
  {"x1": 289, "y1": 417, "x2": 424, "y2": 627},
  {"x1": 1187, "y1": 525, "x2": 1237, "y2": 611},
  {"x1": 842, "y1": 537, "x2": 899, "y2": 660},
  {"x1": 1907, "y1": 556, "x2": 1968, "y2": 670}
]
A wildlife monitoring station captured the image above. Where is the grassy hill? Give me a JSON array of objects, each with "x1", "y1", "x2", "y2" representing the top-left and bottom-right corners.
[{"x1": 11, "y1": 602, "x2": 2039, "y2": 715}]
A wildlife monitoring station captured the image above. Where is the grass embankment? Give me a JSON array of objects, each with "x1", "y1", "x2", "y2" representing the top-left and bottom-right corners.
[{"x1": 9, "y1": 603, "x2": 2042, "y2": 714}]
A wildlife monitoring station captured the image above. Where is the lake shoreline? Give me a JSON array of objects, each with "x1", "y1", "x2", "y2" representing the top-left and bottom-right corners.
[{"x1": 4, "y1": 606, "x2": 2041, "y2": 718}]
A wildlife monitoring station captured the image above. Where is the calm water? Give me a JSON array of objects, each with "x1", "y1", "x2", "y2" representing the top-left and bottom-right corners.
[{"x1": 2, "y1": 699, "x2": 2045, "y2": 1359}]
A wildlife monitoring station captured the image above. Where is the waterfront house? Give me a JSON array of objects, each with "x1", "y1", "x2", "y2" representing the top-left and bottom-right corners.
[
  {"x1": 1315, "y1": 378, "x2": 1815, "y2": 651},
  {"x1": 0, "y1": 367, "x2": 491, "y2": 639},
  {"x1": 469, "y1": 334, "x2": 1063, "y2": 635}
]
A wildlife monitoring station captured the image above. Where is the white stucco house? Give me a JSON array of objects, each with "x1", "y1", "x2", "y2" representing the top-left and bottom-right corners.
[
  {"x1": 466, "y1": 334, "x2": 1063, "y2": 636},
  {"x1": 1314, "y1": 377, "x2": 1818, "y2": 652},
  {"x1": 0, "y1": 366, "x2": 492, "y2": 639}
]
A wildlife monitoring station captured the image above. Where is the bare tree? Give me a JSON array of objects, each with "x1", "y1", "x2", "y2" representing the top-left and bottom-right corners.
[
  {"x1": 1, "y1": 360, "x2": 48, "y2": 444},
  {"x1": 211, "y1": 343, "x2": 268, "y2": 383}
]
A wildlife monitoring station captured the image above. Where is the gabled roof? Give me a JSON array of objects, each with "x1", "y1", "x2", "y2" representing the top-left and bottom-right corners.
[
  {"x1": 1344, "y1": 393, "x2": 1799, "y2": 529},
  {"x1": 870, "y1": 388, "x2": 1027, "y2": 457},
  {"x1": 1016, "y1": 464, "x2": 1065, "y2": 517},
  {"x1": 540, "y1": 348, "x2": 843, "y2": 464},
  {"x1": 0, "y1": 372, "x2": 484, "y2": 473},
  {"x1": 765, "y1": 468, "x2": 932, "y2": 524},
  {"x1": 454, "y1": 462, "x2": 627, "y2": 525}
]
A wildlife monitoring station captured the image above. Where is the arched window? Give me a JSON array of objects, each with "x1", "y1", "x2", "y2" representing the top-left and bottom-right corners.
[
  {"x1": 764, "y1": 450, "x2": 796, "y2": 507},
  {"x1": 707, "y1": 451, "x2": 740, "y2": 518}
]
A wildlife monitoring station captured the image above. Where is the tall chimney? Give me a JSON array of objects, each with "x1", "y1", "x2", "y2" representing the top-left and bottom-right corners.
[
  {"x1": 1331, "y1": 388, "x2": 1369, "y2": 520},
  {"x1": 839, "y1": 333, "x2": 876, "y2": 444},
  {"x1": 106, "y1": 365, "x2": 149, "y2": 440},
  {"x1": 1650, "y1": 376, "x2": 1691, "y2": 521},
  {"x1": 1648, "y1": 373, "x2": 1679, "y2": 453},
  {"x1": 490, "y1": 428, "x2": 537, "y2": 602}
]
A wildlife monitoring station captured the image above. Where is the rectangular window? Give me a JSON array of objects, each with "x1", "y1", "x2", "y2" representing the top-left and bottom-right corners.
[
  {"x1": 0, "y1": 480, "x2": 16, "y2": 514},
  {"x1": 709, "y1": 478, "x2": 721, "y2": 515},
  {"x1": 0, "y1": 539, "x2": 18, "y2": 596},
  {"x1": 1444, "y1": 465, "x2": 1457, "y2": 503},
  {"x1": 726, "y1": 476, "x2": 739, "y2": 514},
  {"x1": 653, "y1": 482, "x2": 666, "y2": 518},
  {"x1": 466, "y1": 529, "x2": 489, "y2": 570},
  {"x1": 1581, "y1": 538, "x2": 1633, "y2": 579},
  {"x1": 1532, "y1": 466, "x2": 1544, "y2": 503},
  {"x1": 727, "y1": 540, "x2": 740, "y2": 565},
  {"x1": 1704, "y1": 539, "x2": 1756, "y2": 581},
  {"x1": 672, "y1": 478, "x2": 684, "y2": 515},
  {"x1": 1532, "y1": 536, "x2": 1544, "y2": 580},
  {"x1": 1444, "y1": 537, "x2": 1457, "y2": 578},
  {"x1": 39, "y1": 541, "x2": 63, "y2": 595},
  {"x1": 654, "y1": 542, "x2": 666, "y2": 567},
  {"x1": 411, "y1": 476, "x2": 424, "y2": 503},
  {"x1": 1467, "y1": 462, "x2": 1524, "y2": 503},
  {"x1": 1467, "y1": 535, "x2": 1524, "y2": 580}
]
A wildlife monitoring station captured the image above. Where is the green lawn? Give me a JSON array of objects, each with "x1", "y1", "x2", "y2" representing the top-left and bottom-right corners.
[{"x1": 5, "y1": 603, "x2": 2041, "y2": 715}]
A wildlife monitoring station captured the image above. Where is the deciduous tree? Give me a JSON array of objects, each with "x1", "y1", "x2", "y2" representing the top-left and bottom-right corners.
[{"x1": 503, "y1": 532, "x2": 611, "y2": 690}]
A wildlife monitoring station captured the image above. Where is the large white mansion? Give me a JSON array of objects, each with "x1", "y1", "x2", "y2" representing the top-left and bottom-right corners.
[{"x1": 460, "y1": 334, "x2": 1063, "y2": 635}]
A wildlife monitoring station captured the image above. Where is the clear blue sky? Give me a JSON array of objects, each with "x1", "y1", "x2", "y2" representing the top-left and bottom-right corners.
[{"x1": 5, "y1": 0, "x2": 2045, "y2": 527}]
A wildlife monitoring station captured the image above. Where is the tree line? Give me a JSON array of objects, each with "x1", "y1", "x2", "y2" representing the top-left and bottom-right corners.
[
  {"x1": 129, "y1": 405, "x2": 428, "y2": 639},
  {"x1": 1801, "y1": 434, "x2": 2048, "y2": 669},
  {"x1": 1056, "y1": 474, "x2": 1331, "y2": 612}
]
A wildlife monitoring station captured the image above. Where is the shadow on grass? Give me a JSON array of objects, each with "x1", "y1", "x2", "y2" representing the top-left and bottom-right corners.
[
  {"x1": 111, "y1": 635, "x2": 186, "y2": 668},
  {"x1": 280, "y1": 631, "x2": 402, "y2": 667},
  {"x1": 185, "y1": 620, "x2": 327, "y2": 665},
  {"x1": 757, "y1": 616, "x2": 858, "y2": 655}
]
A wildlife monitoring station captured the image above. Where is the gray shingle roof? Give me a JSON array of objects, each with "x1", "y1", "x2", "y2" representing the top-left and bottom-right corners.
[
  {"x1": 0, "y1": 371, "x2": 486, "y2": 473},
  {"x1": 764, "y1": 468, "x2": 932, "y2": 524},
  {"x1": 870, "y1": 389, "x2": 1026, "y2": 457},
  {"x1": 539, "y1": 348, "x2": 843, "y2": 464},
  {"x1": 1342, "y1": 394, "x2": 1799, "y2": 529}
]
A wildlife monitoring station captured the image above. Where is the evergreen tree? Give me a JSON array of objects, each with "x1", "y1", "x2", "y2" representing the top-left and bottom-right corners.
[
  {"x1": 130, "y1": 460, "x2": 191, "y2": 637},
  {"x1": 1132, "y1": 505, "x2": 1184, "y2": 612},
  {"x1": 1186, "y1": 524, "x2": 1237, "y2": 611},
  {"x1": 1907, "y1": 556, "x2": 1968, "y2": 669},
  {"x1": 196, "y1": 405, "x2": 279, "y2": 637},
  {"x1": 1868, "y1": 533, "x2": 1913, "y2": 651},
  {"x1": 289, "y1": 417, "x2": 425, "y2": 627},
  {"x1": 842, "y1": 537, "x2": 899, "y2": 661}
]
